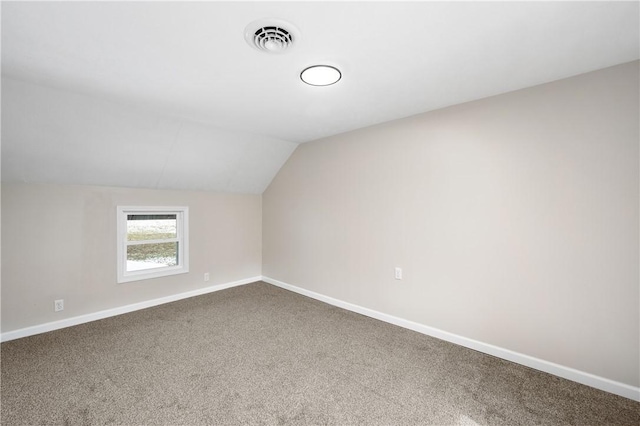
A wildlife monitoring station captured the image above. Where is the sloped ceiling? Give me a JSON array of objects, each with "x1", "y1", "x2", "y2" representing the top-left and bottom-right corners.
[{"x1": 2, "y1": 1, "x2": 638, "y2": 193}]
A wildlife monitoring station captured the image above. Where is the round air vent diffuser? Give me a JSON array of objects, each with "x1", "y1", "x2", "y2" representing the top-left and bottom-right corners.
[{"x1": 244, "y1": 19, "x2": 300, "y2": 53}]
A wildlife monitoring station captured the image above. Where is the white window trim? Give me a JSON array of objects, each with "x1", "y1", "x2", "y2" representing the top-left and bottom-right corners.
[{"x1": 117, "y1": 206, "x2": 189, "y2": 283}]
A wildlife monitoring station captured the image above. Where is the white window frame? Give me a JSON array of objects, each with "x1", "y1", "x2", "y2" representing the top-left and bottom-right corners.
[{"x1": 117, "y1": 206, "x2": 189, "y2": 283}]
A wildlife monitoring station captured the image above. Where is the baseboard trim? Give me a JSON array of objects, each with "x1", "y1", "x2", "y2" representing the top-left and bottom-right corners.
[
  {"x1": 0, "y1": 276, "x2": 261, "y2": 343},
  {"x1": 262, "y1": 276, "x2": 640, "y2": 402},
  {"x1": 3, "y1": 275, "x2": 638, "y2": 401}
]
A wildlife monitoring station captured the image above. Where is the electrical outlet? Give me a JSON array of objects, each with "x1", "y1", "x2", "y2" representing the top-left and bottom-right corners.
[
  {"x1": 54, "y1": 299, "x2": 64, "y2": 312},
  {"x1": 394, "y1": 267, "x2": 403, "y2": 280},
  {"x1": 204, "y1": 273, "x2": 210, "y2": 282}
]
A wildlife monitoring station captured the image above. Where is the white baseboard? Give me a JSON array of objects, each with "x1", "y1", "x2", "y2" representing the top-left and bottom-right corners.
[
  {"x1": 0, "y1": 276, "x2": 261, "y2": 343},
  {"x1": 262, "y1": 276, "x2": 640, "y2": 402},
  {"x1": 3, "y1": 275, "x2": 638, "y2": 402}
]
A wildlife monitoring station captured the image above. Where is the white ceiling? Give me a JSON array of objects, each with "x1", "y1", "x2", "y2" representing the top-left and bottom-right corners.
[{"x1": 2, "y1": 1, "x2": 639, "y2": 193}]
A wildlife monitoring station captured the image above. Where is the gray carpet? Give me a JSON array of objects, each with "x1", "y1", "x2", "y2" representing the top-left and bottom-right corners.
[{"x1": 1, "y1": 281, "x2": 639, "y2": 425}]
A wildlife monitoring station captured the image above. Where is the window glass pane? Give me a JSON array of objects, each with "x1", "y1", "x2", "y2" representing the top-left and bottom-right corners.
[
  {"x1": 127, "y1": 214, "x2": 177, "y2": 241},
  {"x1": 126, "y1": 242, "x2": 178, "y2": 271}
]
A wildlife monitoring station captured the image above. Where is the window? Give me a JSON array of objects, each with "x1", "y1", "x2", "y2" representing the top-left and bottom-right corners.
[{"x1": 117, "y1": 206, "x2": 189, "y2": 283}]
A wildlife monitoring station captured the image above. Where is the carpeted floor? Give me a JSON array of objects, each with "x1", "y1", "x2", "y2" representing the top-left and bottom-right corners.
[{"x1": 1, "y1": 281, "x2": 639, "y2": 425}]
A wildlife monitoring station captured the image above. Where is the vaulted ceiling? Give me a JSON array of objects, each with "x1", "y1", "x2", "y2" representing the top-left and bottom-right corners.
[{"x1": 2, "y1": 2, "x2": 638, "y2": 193}]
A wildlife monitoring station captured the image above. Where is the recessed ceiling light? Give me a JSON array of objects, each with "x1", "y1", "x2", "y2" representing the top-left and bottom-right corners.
[{"x1": 300, "y1": 65, "x2": 342, "y2": 86}]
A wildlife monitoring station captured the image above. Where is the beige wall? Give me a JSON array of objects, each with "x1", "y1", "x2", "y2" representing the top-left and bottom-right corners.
[
  {"x1": 263, "y1": 61, "x2": 640, "y2": 387},
  {"x1": 1, "y1": 182, "x2": 262, "y2": 332}
]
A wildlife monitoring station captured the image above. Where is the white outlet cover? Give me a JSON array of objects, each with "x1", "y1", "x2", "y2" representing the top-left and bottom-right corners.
[{"x1": 395, "y1": 267, "x2": 402, "y2": 280}]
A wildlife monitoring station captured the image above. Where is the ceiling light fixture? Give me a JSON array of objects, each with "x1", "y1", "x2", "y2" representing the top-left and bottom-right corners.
[{"x1": 300, "y1": 65, "x2": 342, "y2": 86}]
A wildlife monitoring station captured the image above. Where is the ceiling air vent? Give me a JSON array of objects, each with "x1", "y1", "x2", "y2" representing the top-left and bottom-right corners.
[{"x1": 244, "y1": 19, "x2": 300, "y2": 54}]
